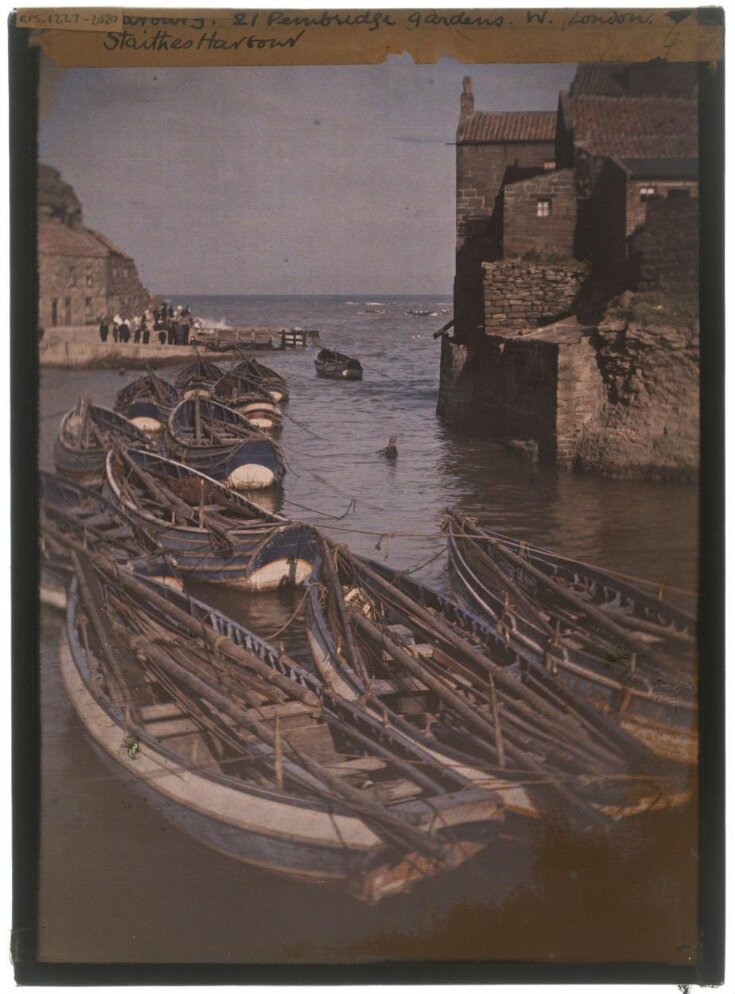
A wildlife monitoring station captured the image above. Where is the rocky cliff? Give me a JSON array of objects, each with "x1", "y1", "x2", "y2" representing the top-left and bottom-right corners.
[{"x1": 575, "y1": 291, "x2": 699, "y2": 481}]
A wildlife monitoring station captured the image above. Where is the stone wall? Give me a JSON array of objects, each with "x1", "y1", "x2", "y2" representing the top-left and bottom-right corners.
[
  {"x1": 502, "y1": 168, "x2": 577, "y2": 258},
  {"x1": 456, "y1": 140, "x2": 554, "y2": 237},
  {"x1": 483, "y1": 258, "x2": 590, "y2": 333},
  {"x1": 436, "y1": 333, "x2": 478, "y2": 423},
  {"x1": 437, "y1": 321, "x2": 603, "y2": 466},
  {"x1": 38, "y1": 252, "x2": 108, "y2": 328},
  {"x1": 479, "y1": 335, "x2": 558, "y2": 461},
  {"x1": 625, "y1": 179, "x2": 698, "y2": 236},
  {"x1": 635, "y1": 199, "x2": 699, "y2": 293},
  {"x1": 575, "y1": 293, "x2": 699, "y2": 481},
  {"x1": 107, "y1": 253, "x2": 150, "y2": 316}
]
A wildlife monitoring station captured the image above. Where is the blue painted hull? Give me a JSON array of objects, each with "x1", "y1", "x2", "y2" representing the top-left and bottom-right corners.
[
  {"x1": 104, "y1": 449, "x2": 315, "y2": 588},
  {"x1": 54, "y1": 403, "x2": 152, "y2": 488},
  {"x1": 167, "y1": 398, "x2": 285, "y2": 487},
  {"x1": 315, "y1": 350, "x2": 363, "y2": 380},
  {"x1": 62, "y1": 573, "x2": 504, "y2": 894},
  {"x1": 446, "y1": 525, "x2": 697, "y2": 765}
]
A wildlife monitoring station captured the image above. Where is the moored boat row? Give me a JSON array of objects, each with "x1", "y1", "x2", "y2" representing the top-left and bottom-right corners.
[{"x1": 41, "y1": 345, "x2": 697, "y2": 901}]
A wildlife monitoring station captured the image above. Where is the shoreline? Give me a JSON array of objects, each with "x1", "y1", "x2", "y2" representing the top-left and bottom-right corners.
[{"x1": 39, "y1": 325, "x2": 311, "y2": 369}]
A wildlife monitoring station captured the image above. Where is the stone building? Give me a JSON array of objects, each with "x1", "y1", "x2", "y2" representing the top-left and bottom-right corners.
[
  {"x1": 440, "y1": 63, "x2": 701, "y2": 481},
  {"x1": 37, "y1": 163, "x2": 151, "y2": 329}
]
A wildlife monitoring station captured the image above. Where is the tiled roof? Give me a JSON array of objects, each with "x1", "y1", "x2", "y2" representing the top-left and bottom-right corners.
[
  {"x1": 620, "y1": 156, "x2": 699, "y2": 180},
  {"x1": 457, "y1": 110, "x2": 557, "y2": 144},
  {"x1": 88, "y1": 229, "x2": 132, "y2": 260},
  {"x1": 37, "y1": 222, "x2": 109, "y2": 258},
  {"x1": 570, "y1": 62, "x2": 698, "y2": 99},
  {"x1": 568, "y1": 95, "x2": 698, "y2": 159}
]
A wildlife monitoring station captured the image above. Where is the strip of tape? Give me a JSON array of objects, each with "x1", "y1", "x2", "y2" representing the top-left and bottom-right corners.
[{"x1": 16, "y1": 8, "x2": 724, "y2": 65}]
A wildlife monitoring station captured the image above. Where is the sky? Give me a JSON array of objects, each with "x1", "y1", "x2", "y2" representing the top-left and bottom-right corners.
[{"x1": 38, "y1": 57, "x2": 575, "y2": 296}]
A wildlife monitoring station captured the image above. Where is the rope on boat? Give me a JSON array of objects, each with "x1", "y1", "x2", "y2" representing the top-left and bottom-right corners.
[
  {"x1": 259, "y1": 587, "x2": 311, "y2": 640},
  {"x1": 320, "y1": 343, "x2": 404, "y2": 384},
  {"x1": 281, "y1": 495, "x2": 357, "y2": 520}
]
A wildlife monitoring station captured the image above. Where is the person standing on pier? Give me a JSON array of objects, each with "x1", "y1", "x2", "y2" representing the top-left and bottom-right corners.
[
  {"x1": 98, "y1": 316, "x2": 109, "y2": 343},
  {"x1": 142, "y1": 323, "x2": 150, "y2": 345}
]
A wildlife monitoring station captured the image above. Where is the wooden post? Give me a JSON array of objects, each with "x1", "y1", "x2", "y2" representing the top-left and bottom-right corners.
[{"x1": 274, "y1": 713, "x2": 284, "y2": 790}]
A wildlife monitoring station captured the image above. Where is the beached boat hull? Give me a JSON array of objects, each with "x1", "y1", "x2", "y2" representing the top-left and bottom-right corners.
[
  {"x1": 306, "y1": 550, "x2": 691, "y2": 820},
  {"x1": 232, "y1": 359, "x2": 290, "y2": 404},
  {"x1": 53, "y1": 403, "x2": 152, "y2": 489},
  {"x1": 104, "y1": 449, "x2": 315, "y2": 589},
  {"x1": 40, "y1": 470, "x2": 183, "y2": 608},
  {"x1": 445, "y1": 523, "x2": 697, "y2": 766},
  {"x1": 167, "y1": 399, "x2": 286, "y2": 490},
  {"x1": 62, "y1": 573, "x2": 503, "y2": 897},
  {"x1": 114, "y1": 375, "x2": 179, "y2": 434}
]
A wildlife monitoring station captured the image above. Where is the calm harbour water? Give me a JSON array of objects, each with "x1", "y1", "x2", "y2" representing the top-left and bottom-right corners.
[{"x1": 38, "y1": 295, "x2": 699, "y2": 964}]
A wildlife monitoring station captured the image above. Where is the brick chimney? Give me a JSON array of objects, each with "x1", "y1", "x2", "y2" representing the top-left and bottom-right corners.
[{"x1": 460, "y1": 76, "x2": 474, "y2": 125}]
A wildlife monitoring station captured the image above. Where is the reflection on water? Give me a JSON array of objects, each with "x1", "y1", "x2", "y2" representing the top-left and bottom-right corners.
[{"x1": 38, "y1": 296, "x2": 698, "y2": 964}]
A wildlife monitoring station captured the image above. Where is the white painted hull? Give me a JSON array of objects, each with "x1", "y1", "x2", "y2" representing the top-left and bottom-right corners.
[
  {"x1": 130, "y1": 416, "x2": 163, "y2": 434},
  {"x1": 227, "y1": 464, "x2": 277, "y2": 491}
]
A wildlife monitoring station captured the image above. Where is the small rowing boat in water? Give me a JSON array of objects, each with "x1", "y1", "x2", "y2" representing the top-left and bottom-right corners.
[
  {"x1": 174, "y1": 359, "x2": 223, "y2": 399},
  {"x1": 40, "y1": 471, "x2": 180, "y2": 609},
  {"x1": 232, "y1": 358, "x2": 290, "y2": 404},
  {"x1": 114, "y1": 373, "x2": 179, "y2": 435},
  {"x1": 167, "y1": 397, "x2": 286, "y2": 490},
  {"x1": 54, "y1": 399, "x2": 153, "y2": 488},
  {"x1": 213, "y1": 372, "x2": 282, "y2": 432},
  {"x1": 314, "y1": 348, "x2": 363, "y2": 381},
  {"x1": 306, "y1": 541, "x2": 690, "y2": 825},
  {"x1": 104, "y1": 447, "x2": 314, "y2": 590},
  {"x1": 63, "y1": 551, "x2": 505, "y2": 901},
  {"x1": 444, "y1": 510, "x2": 697, "y2": 766}
]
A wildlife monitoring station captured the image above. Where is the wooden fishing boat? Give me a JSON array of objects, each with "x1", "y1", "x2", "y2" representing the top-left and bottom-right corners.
[
  {"x1": 167, "y1": 397, "x2": 286, "y2": 490},
  {"x1": 306, "y1": 541, "x2": 691, "y2": 825},
  {"x1": 174, "y1": 358, "x2": 223, "y2": 399},
  {"x1": 104, "y1": 448, "x2": 314, "y2": 590},
  {"x1": 114, "y1": 373, "x2": 179, "y2": 435},
  {"x1": 232, "y1": 358, "x2": 290, "y2": 404},
  {"x1": 53, "y1": 399, "x2": 153, "y2": 488},
  {"x1": 314, "y1": 348, "x2": 363, "y2": 381},
  {"x1": 63, "y1": 551, "x2": 507, "y2": 901},
  {"x1": 213, "y1": 372, "x2": 282, "y2": 433},
  {"x1": 40, "y1": 470, "x2": 181, "y2": 609},
  {"x1": 444, "y1": 510, "x2": 697, "y2": 766}
]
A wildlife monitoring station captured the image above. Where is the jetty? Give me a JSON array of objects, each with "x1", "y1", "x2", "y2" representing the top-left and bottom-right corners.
[{"x1": 40, "y1": 325, "x2": 320, "y2": 369}]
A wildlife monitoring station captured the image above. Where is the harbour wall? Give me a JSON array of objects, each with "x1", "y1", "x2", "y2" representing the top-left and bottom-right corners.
[
  {"x1": 437, "y1": 291, "x2": 699, "y2": 481},
  {"x1": 39, "y1": 326, "x2": 295, "y2": 369}
]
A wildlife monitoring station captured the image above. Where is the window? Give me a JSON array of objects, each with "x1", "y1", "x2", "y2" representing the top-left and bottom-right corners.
[
  {"x1": 667, "y1": 188, "x2": 691, "y2": 199},
  {"x1": 639, "y1": 186, "x2": 657, "y2": 202},
  {"x1": 69, "y1": 267, "x2": 76, "y2": 287},
  {"x1": 86, "y1": 270, "x2": 93, "y2": 287},
  {"x1": 85, "y1": 296, "x2": 93, "y2": 314},
  {"x1": 536, "y1": 197, "x2": 552, "y2": 217},
  {"x1": 543, "y1": 160, "x2": 555, "y2": 171}
]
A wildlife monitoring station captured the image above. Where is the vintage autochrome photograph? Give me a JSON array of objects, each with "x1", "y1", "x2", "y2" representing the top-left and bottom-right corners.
[{"x1": 16, "y1": 9, "x2": 721, "y2": 976}]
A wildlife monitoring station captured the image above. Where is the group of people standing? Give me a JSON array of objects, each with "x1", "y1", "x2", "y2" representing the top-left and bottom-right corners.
[{"x1": 98, "y1": 302, "x2": 197, "y2": 347}]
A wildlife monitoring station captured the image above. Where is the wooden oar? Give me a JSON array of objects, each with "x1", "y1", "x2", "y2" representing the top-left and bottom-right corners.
[
  {"x1": 115, "y1": 448, "x2": 234, "y2": 549},
  {"x1": 349, "y1": 610, "x2": 611, "y2": 828},
  {"x1": 343, "y1": 551, "x2": 641, "y2": 757},
  {"x1": 469, "y1": 523, "x2": 687, "y2": 666}
]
